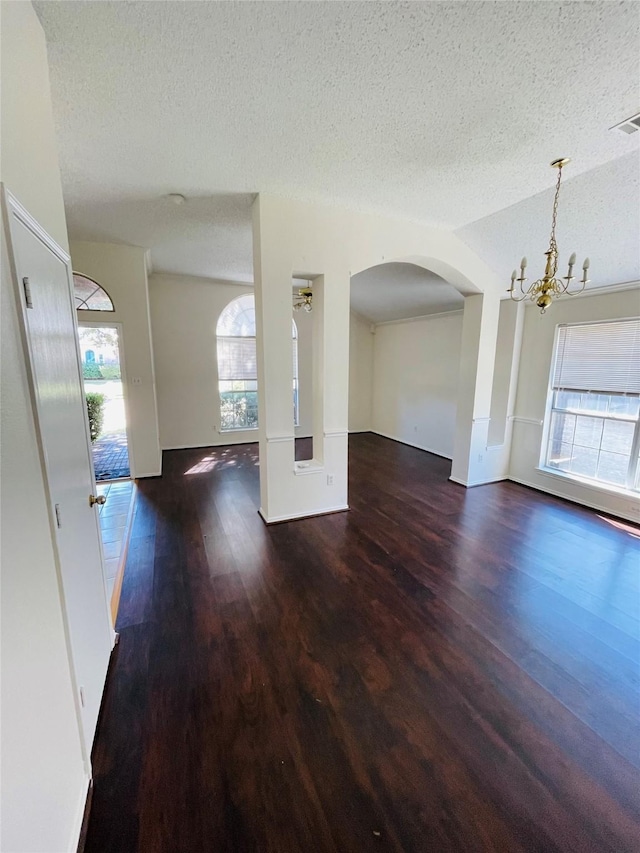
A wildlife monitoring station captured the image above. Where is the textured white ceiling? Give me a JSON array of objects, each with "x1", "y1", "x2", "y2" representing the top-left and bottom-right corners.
[
  {"x1": 457, "y1": 152, "x2": 640, "y2": 290},
  {"x1": 351, "y1": 263, "x2": 463, "y2": 323},
  {"x1": 35, "y1": 0, "x2": 639, "y2": 296},
  {"x1": 67, "y1": 193, "x2": 255, "y2": 283}
]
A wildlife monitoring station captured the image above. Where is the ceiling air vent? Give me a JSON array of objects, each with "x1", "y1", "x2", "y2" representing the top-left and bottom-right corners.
[{"x1": 610, "y1": 111, "x2": 640, "y2": 135}]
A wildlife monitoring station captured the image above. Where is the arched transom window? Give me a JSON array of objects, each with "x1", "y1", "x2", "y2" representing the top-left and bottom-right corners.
[
  {"x1": 73, "y1": 273, "x2": 115, "y2": 311},
  {"x1": 216, "y1": 294, "x2": 298, "y2": 431}
]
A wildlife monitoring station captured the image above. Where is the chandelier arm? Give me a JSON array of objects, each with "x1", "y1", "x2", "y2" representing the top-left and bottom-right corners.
[
  {"x1": 513, "y1": 275, "x2": 528, "y2": 296},
  {"x1": 565, "y1": 280, "x2": 587, "y2": 297}
]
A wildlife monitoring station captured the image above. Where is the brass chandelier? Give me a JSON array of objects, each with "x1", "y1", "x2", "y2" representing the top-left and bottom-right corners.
[
  {"x1": 508, "y1": 158, "x2": 589, "y2": 314},
  {"x1": 293, "y1": 286, "x2": 313, "y2": 313}
]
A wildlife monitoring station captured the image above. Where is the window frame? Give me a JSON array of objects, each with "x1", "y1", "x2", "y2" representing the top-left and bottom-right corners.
[
  {"x1": 73, "y1": 272, "x2": 115, "y2": 312},
  {"x1": 539, "y1": 319, "x2": 640, "y2": 496},
  {"x1": 292, "y1": 322, "x2": 299, "y2": 428}
]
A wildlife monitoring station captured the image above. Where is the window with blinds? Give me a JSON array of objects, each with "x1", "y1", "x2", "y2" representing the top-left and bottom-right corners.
[
  {"x1": 544, "y1": 318, "x2": 640, "y2": 492},
  {"x1": 216, "y1": 294, "x2": 299, "y2": 431}
]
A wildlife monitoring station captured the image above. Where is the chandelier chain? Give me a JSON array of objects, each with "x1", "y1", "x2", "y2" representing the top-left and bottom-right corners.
[{"x1": 548, "y1": 164, "x2": 563, "y2": 259}]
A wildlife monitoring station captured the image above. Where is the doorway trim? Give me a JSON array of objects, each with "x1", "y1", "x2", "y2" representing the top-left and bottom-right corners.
[{"x1": 77, "y1": 319, "x2": 135, "y2": 480}]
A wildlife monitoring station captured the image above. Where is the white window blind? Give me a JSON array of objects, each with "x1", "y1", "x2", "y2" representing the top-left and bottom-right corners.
[
  {"x1": 217, "y1": 336, "x2": 257, "y2": 381},
  {"x1": 552, "y1": 319, "x2": 640, "y2": 395},
  {"x1": 216, "y1": 295, "x2": 300, "y2": 430},
  {"x1": 218, "y1": 332, "x2": 298, "y2": 382}
]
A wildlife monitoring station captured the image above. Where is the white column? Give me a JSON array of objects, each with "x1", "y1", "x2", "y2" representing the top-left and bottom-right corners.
[
  {"x1": 253, "y1": 199, "x2": 350, "y2": 522},
  {"x1": 450, "y1": 293, "x2": 501, "y2": 486}
]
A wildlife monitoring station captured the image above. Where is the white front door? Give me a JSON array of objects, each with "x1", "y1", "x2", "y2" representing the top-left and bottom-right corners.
[{"x1": 4, "y1": 193, "x2": 113, "y2": 762}]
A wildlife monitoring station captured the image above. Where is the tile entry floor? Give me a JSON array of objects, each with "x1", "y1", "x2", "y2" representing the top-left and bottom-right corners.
[{"x1": 96, "y1": 479, "x2": 135, "y2": 602}]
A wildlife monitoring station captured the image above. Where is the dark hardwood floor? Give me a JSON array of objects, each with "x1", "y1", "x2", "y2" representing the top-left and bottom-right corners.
[{"x1": 86, "y1": 433, "x2": 640, "y2": 852}]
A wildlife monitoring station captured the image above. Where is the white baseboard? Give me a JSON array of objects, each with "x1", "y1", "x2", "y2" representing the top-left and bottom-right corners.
[
  {"x1": 259, "y1": 504, "x2": 349, "y2": 524},
  {"x1": 449, "y1": 476, "x2": 468, "y2": 487},
  {"x1": 162, "y1": 439, "x2": 257, "y2": 451},
  {"x1": 449, "y1": 475, "x2": 509, "y2": 488},
  {"x1": 162, "y1": 435, "x2": 315, "y2": 452},
  {"x1": 509, "y1": 474, "x2": 639, "y2": 523},
  {"x1": 454, "y1": 471, "x2": 637, "y2": 520},
  {"x1": 371, "y1": 430, "x2": 452, "y2": 461}
]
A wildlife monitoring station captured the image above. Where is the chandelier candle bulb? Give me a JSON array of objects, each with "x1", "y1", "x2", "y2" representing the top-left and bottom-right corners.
[
  {"x1": 583, "y1": 257, "x2": 590, "y2": 269},
  {"x1": 568, "y1": 252, "x2": 576, "y2": 267},
  {"x1": 521, "y1": 257, "x2": 527, "y2": 269}
]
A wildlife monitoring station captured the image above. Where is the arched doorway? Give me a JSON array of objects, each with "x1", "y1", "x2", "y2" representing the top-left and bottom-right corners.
[{"x1": 349, "y1": 262, "x2": 465, "y2": 464}]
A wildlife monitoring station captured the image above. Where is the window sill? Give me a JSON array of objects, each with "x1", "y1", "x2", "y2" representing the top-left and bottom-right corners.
[
  {"x1": 294, "y1": 459, "x2": 324, "y2": 476},
  {"x1": 219, "y1": 427, "x2": 300, "y2": 434},
  {"x1": 535, "y1": 466, "x2": 639, "y2": 501}
]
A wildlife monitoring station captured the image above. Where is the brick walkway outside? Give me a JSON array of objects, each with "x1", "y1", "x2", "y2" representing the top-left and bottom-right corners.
[{"x1": 92, "y1": 432, "x2": 130, "y2": 481}]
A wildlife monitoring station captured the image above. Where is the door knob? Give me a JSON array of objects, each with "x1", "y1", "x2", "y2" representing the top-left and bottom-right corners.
[{"x1": 89, "y1": 494, "x2": 107, "y2": 507}]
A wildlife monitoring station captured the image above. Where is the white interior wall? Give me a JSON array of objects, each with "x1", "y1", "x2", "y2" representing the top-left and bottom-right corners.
[
  {"x1": 148, "y1": 273, "x2": 315, "y2": 449},
  {"x1": 149, "y1": 273, "x2": 371, "y2": 450},
  {"x1": 348, "y1": 311, "x2": 374, "y2": 432},
  {"x1": 0, "y1": 3, "x2": 89, "y2": 851},
  {"x1": 488, "y1": 301, "x2": 520, "y2": 447},
  {"x1": 510, "y1": 286, "x2": 640, "y2": 522},
  {"x1": 371, "y1": 312, "x2": 463, "y2": 458},
  {"x1": 480, "y1": 299, "x2": 525, "y2": 482},
  {"x1": 70, "y1": 241, "x2": 162, "y2": 477},
  {"x1": 0, "y1": 3, "x2": 69, "y2": 253}
]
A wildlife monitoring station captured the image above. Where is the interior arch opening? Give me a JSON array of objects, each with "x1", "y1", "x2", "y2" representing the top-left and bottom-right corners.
[{"x1": 349, "y1": 262, "x2": 465, "y2": 467}]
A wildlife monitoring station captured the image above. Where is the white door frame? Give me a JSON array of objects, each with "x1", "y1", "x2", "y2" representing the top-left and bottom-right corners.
[
  {"x1": 77, "y1": 319, "x2": 134, "y2": 480},
  {"x1": 2, "y1": 187, "x2": 115, "y2": 771}
]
